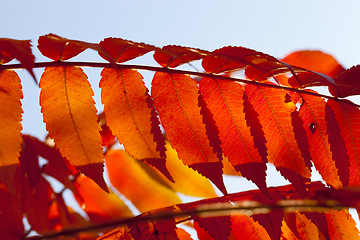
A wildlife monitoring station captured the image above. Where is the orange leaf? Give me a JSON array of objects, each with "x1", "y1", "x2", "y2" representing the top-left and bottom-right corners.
[
  {"x1": 326, "y1": 210, "x2": 360, "y2": 239},
  {"x1": 231, "y1": 214, "x2": 270, "y2": 240},
  {"x1": 282, "y1": 50, "x2": 344, "y2": 78},
  {"x1": 245, "y1": 84, "x2": 311, "y2": 197},
  {"x1": 282, "y1": 212, "x2": 322, "y2": 240},
  {"x1": 0, "y1": 38, "x2": 35, "y2": 79},
  {"x1": 151, "y1": 72, "x2": 227, "y2": 195},
  {"x1": 0, "y1": 70, "x2": 23, "y2": 194},
  {"x1": 74, "y1": 174, "x2": 132, "y2": 222},
  {"x1": 176, "y1": 228, "x2": 193, "y2": 240},
  {"x1": 199, "y1": 77, "x2": 269, "y2": 196},
  {"x1": 100, "y1": 68, "x2": 172, "y2": 181},
  {"x1": 328, "y1": 99, "x2": 360, "y2": 187},
  {"x1": 298, "y1": 92, "x2": 343, "y2": 188},
  {"x1": 39, "y1": 66, "x2": 106, "y2": 190},
  {"x1": 105, "y1": 149, "x2": 181, "y2": 212}
]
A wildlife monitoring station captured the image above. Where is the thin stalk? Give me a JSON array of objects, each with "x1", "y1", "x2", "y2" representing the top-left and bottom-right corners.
[
  {"x1": 1, "y1": 61, "x2": 359, "y2": 108},
  {"x1": 23, "y1": 200, "x2": 349, "y2": 240}
]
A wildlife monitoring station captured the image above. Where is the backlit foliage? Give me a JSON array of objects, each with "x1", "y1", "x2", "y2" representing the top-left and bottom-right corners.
[{"x1": 1, "y1": 34, "x2": 360, "y2": 239}]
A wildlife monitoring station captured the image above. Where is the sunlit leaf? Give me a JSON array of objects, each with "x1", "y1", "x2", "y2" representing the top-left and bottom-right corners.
[
  {"x1": 199, "y1": 77, "x2": 269, "y2": 196},
  {"x1": 100, "y1": 68, "x2": 172, "y2": 181},
  {"x1": 327, "y1": 99, "x2": 360, "y2": 187},
  {"x1": 282, "y1": 50, "x2": 344, "y2": 78},
  {"x1": 154, "y1": 141, "x2": 218, "y2": 198},
  {"x1": 245, "y1": 84, "x2": 311, "y2": 196},
  {"x1": 326, "y1": 210, "x2": 360, "y2": 239},
  {"x1": 0, "y1": 70, "x2": 23, "y2": 195},
  {"x1": 151, "y1": 72, "x2": 227, "y2": 195},
  {"x1": 298, "y1": 92, "x2": 343, "y2": 188},
  {"x1": 39, "y1": 66, "x2": 106, "y2": 191},
  {"x1": 231, "y1": 214, "x2": 270, "y2": 240}
]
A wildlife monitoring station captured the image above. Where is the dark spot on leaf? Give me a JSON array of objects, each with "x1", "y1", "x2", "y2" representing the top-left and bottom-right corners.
[{"x1": 309, "y1": 123, "x2": 316, "y2": 133}]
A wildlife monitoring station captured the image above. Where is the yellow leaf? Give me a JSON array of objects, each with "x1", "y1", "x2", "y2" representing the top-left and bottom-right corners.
[
  {"x1": 156, "y1": 141, "x2": 218, "y2": 198},
  {"x1": 75, "y1": 174, "x2": 132, "y2": 221},
  {"x1": 105, "y1": 149, "x2": 181, "y2": 212},
  {"x1": 0, "y1": 70, "x2": 23, "y2": 194}
]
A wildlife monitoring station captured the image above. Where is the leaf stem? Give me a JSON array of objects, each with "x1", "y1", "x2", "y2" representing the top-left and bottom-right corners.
[
  {"x1": 23, "y1": 200, "x2": 350, "y2": 240},
  {"x1": 1, "y1": 61, "x2": 359, "y2": 108}
]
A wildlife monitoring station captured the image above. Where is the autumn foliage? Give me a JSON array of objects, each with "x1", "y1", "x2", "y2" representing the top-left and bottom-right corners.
[{"x1": 1, "y1": 34, "x2": 360, "y2": 239}]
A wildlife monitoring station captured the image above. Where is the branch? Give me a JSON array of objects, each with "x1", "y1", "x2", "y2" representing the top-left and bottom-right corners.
[
  {"x1": 1, "y1": 61, "x2": 359, "y2": 108},
  {"x1": 24, "y1": 199, "x2": 350, "y2": 240}
]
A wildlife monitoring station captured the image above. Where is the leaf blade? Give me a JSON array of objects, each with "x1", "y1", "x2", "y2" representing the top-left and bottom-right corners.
[
  {"x1": 0, "y1": 70, "x2": 23, "y2": 194},
  {"x1": 151, "y1": 72, "x2": 227, "y2": 195},
  {"x1": 245, "y1": 84, "x2": 311, "y2": 196},
  {"x1": 199, "y1": 77, "x2": 269, "y2": 196},
  {"x1": 39, "y1": 66, "x2": 105, "y2": 190}
]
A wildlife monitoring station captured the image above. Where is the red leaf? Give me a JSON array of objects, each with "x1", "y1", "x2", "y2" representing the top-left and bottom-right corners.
[
  {"x1": 327, "y1": 99, "x2": 360, "y2": 187},
  {"x1": 199, "y1": 77, "x2": 269, "y2": 197},
  {"x1": 325, "y1": 102, "x2": 350, "y2": 186},
  {"x1": 197, "y1": 91, "x2": 223, "y2": 160},
  {"x1": 153, "y1": 45, "x2": 204, "y2": 68},
  {"x1": 330, "y1": 65, "x2": 360, "y2": 98},
  {"x1": 202, "y1": 46, "x2": 278, "y2": 74},
  {"x1": 19, "y1": 136, "x2": 43, "y2": 189},
  {"x1": 245, "y1": 84, "x2": 311, "y2": 197},
  {"x1": 38, "y1": 34, "x2": 115, "y2": 64},
  {"x1": 128, "y1": 210, "x2": 179, "y2": 240},
  {"x1": 298, "y1": 92, "x2": 343, "y2": 188},
  {"x1": 192, "y1": 216, "x2": 232, "y2": 240},
  {"x1": 151, "y1": 72, "x2": 227, "y2": 195},
  {"x1": 0, "y1": 187, "x2": 24, "y2": 240},
  {"x1": 0, "y1": 38, "x2": 35, "y2": 79},
  {"x1": 25, "y1": 176, "x2": 54, "y2": 232},
  {"x1": 99, "y1": 37, "x2": 154, "y2": 63},
  {"x1": 179, "y1": 198, "x2": 232, "y2": 240}
]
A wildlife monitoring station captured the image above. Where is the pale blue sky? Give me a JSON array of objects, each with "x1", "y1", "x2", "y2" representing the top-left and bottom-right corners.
[
  {"x1": 2, "y1": 0, "x2": 360, "y2": 234},
  {"x1": 3, "y1": 0, "x2": 360, "y2": 139}
]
